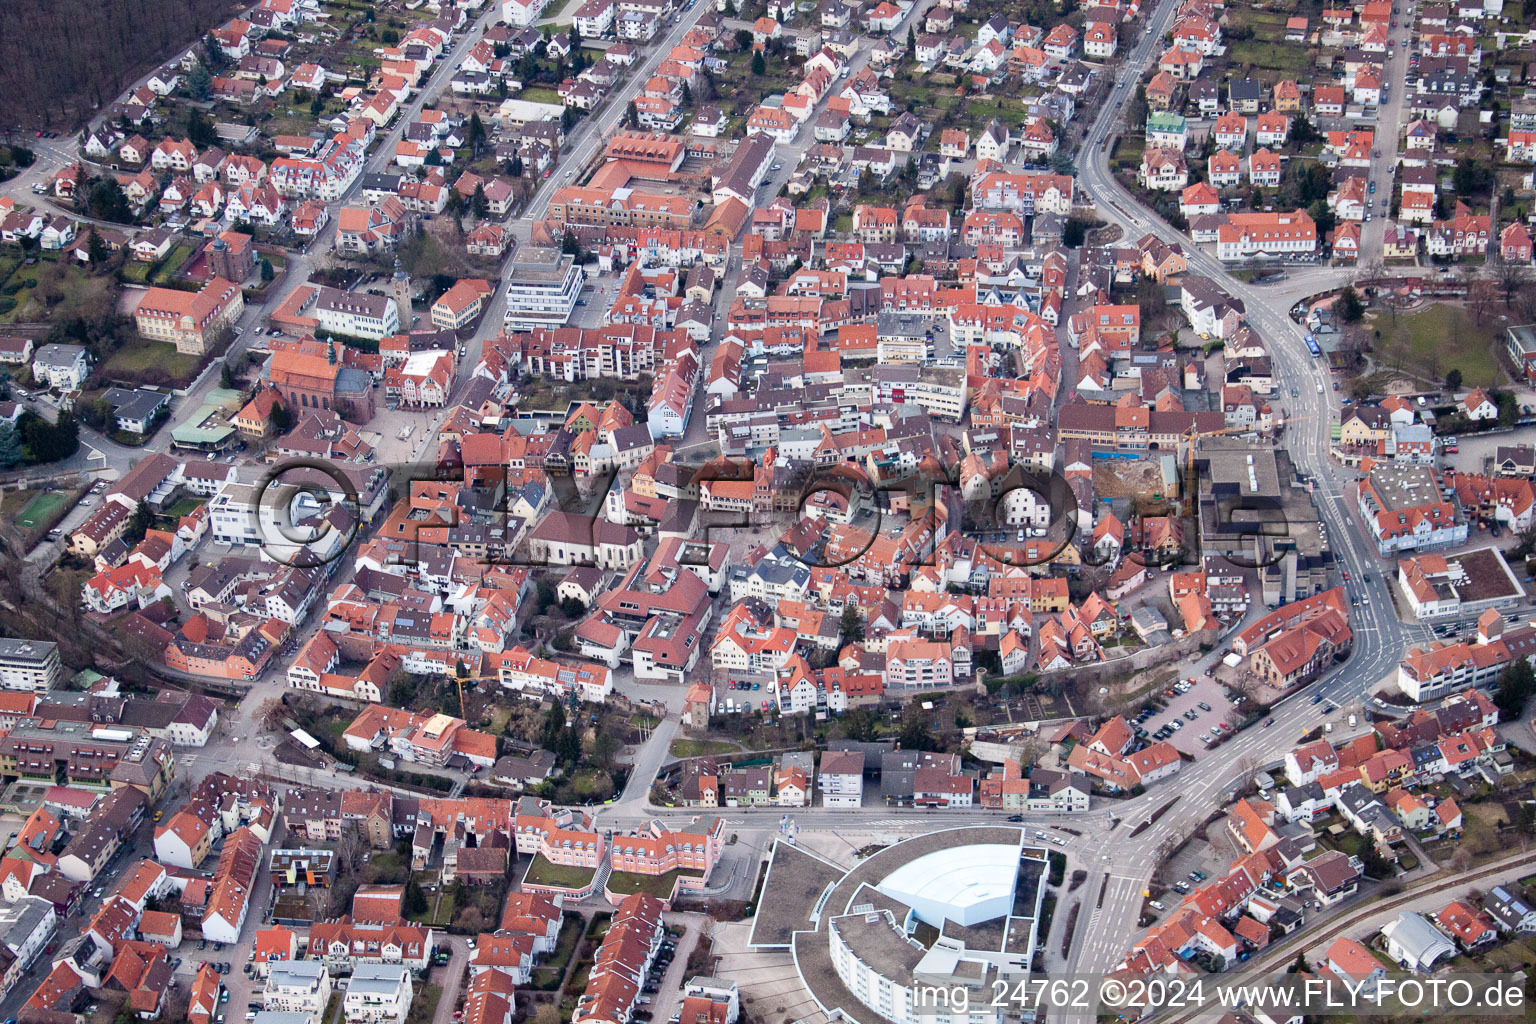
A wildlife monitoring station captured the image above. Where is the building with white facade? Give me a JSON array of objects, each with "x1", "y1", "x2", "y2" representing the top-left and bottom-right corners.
[
  {"x1": 502, "y1": 248, "x2": 584, "y2": 331},
  {"x1": 31, "y1": 343, "x2": 90, "y2": 390},
  {"x1": 265, "y1": 962, "x2": 333, "y2": 1024},
  {"x1": 1358, "y1": 464, "x2": 1468, "y2": 556},
  {"x1": 343, "y1": 964, "x2": 414, "y2": 1024},
  {"x1": 818, "y1": 750, "x2": 865, "y2": 808},
  {"x1": 313, "y1": 287, "x2": 400, "y2": 341},
  {"x1": 0, "y1": 638, "x2": 63, "y2": 692},
  {"x1": 757, "y1": 827, "x2": 1045, "y2": 1024},
  {"x1": 1397, "y1": 547, "x2": 1525, "y2": 621}
]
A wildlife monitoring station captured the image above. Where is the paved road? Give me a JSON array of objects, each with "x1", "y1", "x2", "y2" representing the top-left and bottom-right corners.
[
  {"x1": 1036, "y1": 0, "x2": 1457, "y2": 1001},
  {"x1": 431, "y1": 937, "x2": 472, "y2": 1024}
]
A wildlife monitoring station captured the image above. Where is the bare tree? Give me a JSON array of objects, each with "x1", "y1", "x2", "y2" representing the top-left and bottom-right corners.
[
  {"x1": 1358, "y1": 256, "x2": 1387, "y2": 287},
  {"x1": 335, "y1": 826, "x2": 363, "y2": 873},
  {"x1": 1495, "y1": 257, "x2": 1531, "y2": 307},
  {"x1": 260, "y1": 698, "x2": 288, "y2": 732},
  {"x1": 1235, "y1": 754, "x2": 1261, "y2": 781},
  {"x1": 1468, "y1": 278, "x2": 1497, "y2": 327}
]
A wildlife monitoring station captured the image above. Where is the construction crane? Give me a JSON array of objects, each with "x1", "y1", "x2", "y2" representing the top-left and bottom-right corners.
[{"x1": 1178, "y1": 415, "x2": 1308, "y2": 518}]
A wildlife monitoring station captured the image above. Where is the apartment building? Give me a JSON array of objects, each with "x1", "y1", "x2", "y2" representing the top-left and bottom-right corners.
[
  {"x1": 307, "y1": 920, "x2": 434, "y2": 973},
  {"x1": 502, "y1": 248, "x2": 585, "y2": 331},
  {"x1": 1214, "y1": 210, "x2": 1318, "y2": 261},
  {"x1": 343, "y1": 964, "x2": 413, "y2": 1024},
  {"x1": 264, "y1": 962, "x2": 333, "y2": 1023},
  {"x1": 818, "y1": 750, "x2": 864, "y2": 808},
  {"x1": 1357, "y1": 464, "x2": 1467, "y2": 556},
  {"x1": 0, "y1": 639, "x2": 63, "y2": 692},
  {"x1": 1397, "y1": 613, "x2": 1536, "y2": 702},
  {"x1": 341, "y1": 705, "x2": 498, "y2": 769}
]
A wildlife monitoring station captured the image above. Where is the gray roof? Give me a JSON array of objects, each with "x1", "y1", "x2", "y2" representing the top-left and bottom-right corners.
[
  {"x1": 0, "y1": 638, "x2": 58, "y2": 665},
  {"x1": 0, "y1": 896, "x2": 55, "y2": 954},
  {"x1": 32, "y1": 343, "x2": 87, "y2": 369},
  {"x1": 101, "y1": 387, "x2": 168, "y2": 424},
  {"x1": 1382, "y1": 911, "x2": 1456, "y2": 965}
]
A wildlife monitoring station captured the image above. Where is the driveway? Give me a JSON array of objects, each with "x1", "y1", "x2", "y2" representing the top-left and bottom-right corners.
[
  {"x1": 430, "y1": 936, "x2": 471, "y2": 1024},
  {"x1": 646, "y1": 916, "x2": 702, "y2": 1024}
]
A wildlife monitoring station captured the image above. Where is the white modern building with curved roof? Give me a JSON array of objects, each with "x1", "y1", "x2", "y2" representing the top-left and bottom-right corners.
[{"x1": 751, "y1": 827, "x2": 1048, "y2": 1024}]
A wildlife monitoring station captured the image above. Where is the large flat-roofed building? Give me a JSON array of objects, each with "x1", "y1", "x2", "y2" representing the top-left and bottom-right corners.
[
  {"x1": 1357, "y1": 464, "x2": 1467, "y2": 555},
  {"x1": 1506, "y1": 324, "x2": 1536, "y2": 382},
  {"x1": 503, "y1": 248, "x2": 584, "y2": 331},
  {"x1": 753, "y1": 827, "x2": 1045, "y2": 1024},
  {"x1": 841, "y1": 364, "x2": 968, "y2": 422},
  {"x1": 1197, "y1": 439, "x2": 1327, "y2": 607},
  {"x1": 1398, "y1": 547, "x2": 1525, "y2": 621},
  {"x1": 0, "y1": 638, "x2": 62, "y2": 692},
  {"x1": 495, "y1": 98, "x2": 566, "y2": 129}
]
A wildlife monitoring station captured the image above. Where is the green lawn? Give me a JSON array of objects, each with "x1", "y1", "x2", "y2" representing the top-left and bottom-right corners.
[
  {"x1": 405, "y1": 876, "x2": 455, "y2": 926},
  {"x1": 668, "y1": 739, "x2": 738, "y2": 758},
  {"x1": 530, "y1": 914, "x2": 585, "y2": 989},
  {"x1": 518, "y1": 87, "x2": 563, "y2": 105},
  {"x1": 151, "y1": 244, "x2": 197, "y2": 283},
  {"x1": 15, "y1": 490, "x2": 68, "y2": 529},
  {"x1": 523, "y1": 855, "x2": 597, "y2": 890},
  {"x1": 537, "y1": 0, "x2": 582, "y2": 21},
  {"x1": 1374, "y1": 303, "x2": 1502, "y2": 387},
  {"x1": 604, "y1": 867, "x2": 704, "y2": 899},
  {"x1": 4, "y1": 485, "x2": 85, "y2": 550},
  {"x1": 1228, "y1": 40, "x2": 1310, "y2": 74},
  {"x1": 404, "y1": 985, "x2": 441, "y2": 1024},
  {"x1": 161, "y1": 497, "x2": 205, "y2": 519},
  {"x1": 99, "y1": 337, "x2": 205, "y2": 387}
]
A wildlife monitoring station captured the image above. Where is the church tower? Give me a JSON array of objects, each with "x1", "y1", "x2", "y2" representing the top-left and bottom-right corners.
[{"x1": 390, "y1": 258, "x2": 412, "y2": 322}]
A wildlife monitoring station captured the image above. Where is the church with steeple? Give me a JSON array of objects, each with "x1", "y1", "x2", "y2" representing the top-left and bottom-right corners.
[{"x1": 266, "y1": 335, "x2": 377, "y2": 424}]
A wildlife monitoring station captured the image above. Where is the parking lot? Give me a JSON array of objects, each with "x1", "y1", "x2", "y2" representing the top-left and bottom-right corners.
[
  {"x1": 716, "y1": 678, "x2": 773, "y2": 716},
  {"x1": 634, "y1": 927, "x2": 685, "y2": 1024},
  {"x1": 1133, "y1": 674, "x2": 1240, "y2": 757}
]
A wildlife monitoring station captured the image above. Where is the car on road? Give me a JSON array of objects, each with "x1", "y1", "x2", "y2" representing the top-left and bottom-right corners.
[
  {"x1": 1262, "y1": 717, "x2": 1274, "y2": 727},
  {"x1": 1006, "y1": 814, "x2": 1024, "y2": 822},
  {"x1": 1310, "y1": 694, "x2": 1324, "y2": 704}
]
